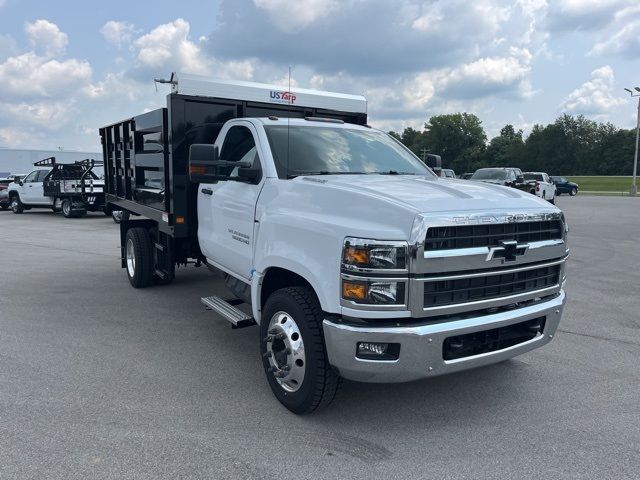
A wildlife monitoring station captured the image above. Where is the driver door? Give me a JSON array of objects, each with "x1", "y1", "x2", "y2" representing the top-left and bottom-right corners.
[
  {"x1": 198, "y1": 123, "x2": 265, "y2": 281},
  {"x1": 19, "y1": 171, "x2": 40, "y2": 203}
]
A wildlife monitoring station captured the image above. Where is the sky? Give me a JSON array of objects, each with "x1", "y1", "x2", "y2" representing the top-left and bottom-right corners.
[{"x1": 0, "y1": 0, "x2": 639, "y2": 152}]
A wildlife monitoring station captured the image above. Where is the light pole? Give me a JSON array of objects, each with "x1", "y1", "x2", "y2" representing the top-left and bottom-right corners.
[{"x1": 624, "y1": 87, "x2": 640, "y2": 197}]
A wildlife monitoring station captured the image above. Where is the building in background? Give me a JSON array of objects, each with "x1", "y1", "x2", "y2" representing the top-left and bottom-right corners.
[{"x1": 0, "y1": 148, "x2": 103, "y2": 177}]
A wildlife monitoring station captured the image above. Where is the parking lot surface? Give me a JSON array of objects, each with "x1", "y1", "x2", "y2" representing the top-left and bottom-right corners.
[{"x1": 1, "y1": 196, "x2": 639, "y2": 479}]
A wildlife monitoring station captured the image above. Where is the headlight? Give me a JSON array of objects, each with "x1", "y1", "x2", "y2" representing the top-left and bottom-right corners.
[
  {"x1": 342, "y1": 278, "x2": 406, "y2": 305},
  {"x1": 342, "y1": 238, "x2": 408, "y2": 272}
]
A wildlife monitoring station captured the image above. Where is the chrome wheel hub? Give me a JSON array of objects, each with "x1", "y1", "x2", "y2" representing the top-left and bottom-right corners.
[
  {"x1": 265, "y1": 311, "x2": 306, "y2": 393},
  {"x1": 126, "y1": 238, "x2": 136, "y2": 278}
]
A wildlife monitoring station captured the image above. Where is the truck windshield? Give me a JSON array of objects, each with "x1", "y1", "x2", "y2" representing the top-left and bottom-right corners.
[
  {"x1": 264, "y1": 125, "x2": 433, "y2": 178},
  {"x1": 471, "y1": 169, "x2": 507, "y2": 180}
]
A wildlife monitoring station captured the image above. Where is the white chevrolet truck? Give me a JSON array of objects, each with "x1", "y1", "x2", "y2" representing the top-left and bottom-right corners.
[{"x1": 101, "y1": 73, "x2": 568, "y2": 413}]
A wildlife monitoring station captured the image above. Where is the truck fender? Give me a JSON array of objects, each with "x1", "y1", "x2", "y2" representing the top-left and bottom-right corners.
[{"x1": 251, "y1": 260, "x2": 328, "y2": 325}]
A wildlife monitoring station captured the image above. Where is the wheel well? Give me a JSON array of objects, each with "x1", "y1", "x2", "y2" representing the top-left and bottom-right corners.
[{"x1": 260, "y1": 267, "x2": 314, "y2": 309}]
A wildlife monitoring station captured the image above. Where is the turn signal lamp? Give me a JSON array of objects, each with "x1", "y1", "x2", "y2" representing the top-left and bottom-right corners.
[
  {"x1": 343, "y1": 247, "x2": 370, "y2": 266},
  {"x1": 342, "y1": 281, "x2": 367, "y2": 301}
]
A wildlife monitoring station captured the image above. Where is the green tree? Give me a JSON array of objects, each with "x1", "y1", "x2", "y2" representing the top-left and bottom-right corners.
[
  {"x1": 389, "y1": 112, "x2": 636, "y2": 176},
  {"x1": 422, "y1": 113, "x2": 487, "y2": 173},
  {"x1": 484, "y1": 124, "x2": 525, "y2": 168}
]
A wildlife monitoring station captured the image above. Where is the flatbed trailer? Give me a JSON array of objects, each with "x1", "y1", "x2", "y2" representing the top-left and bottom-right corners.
[
  {"x1": 100, "y1": 73, "x2": 367, "y2": 283},
  {"x1": 36, "y1": 157, "x2": 106, "y2": 218}
]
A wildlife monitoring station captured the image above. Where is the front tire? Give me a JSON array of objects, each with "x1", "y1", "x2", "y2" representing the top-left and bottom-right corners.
[
  {"x1": 10, "y1": 196, "x2": 24, "y2": 214},
  {"x1": 260, "y1": 286, "x2": 341, "y2": 414},
  {"x1": 570, "y1": 187, "x2": 577, "y2": 196},
  {"x1": 125, "y1": 227, "x2": 153, "y2": 288}
]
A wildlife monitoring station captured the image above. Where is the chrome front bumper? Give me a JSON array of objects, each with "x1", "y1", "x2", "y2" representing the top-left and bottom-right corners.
[{"x1": 323, "y1": 290, "x2": 566, "y2": 383}]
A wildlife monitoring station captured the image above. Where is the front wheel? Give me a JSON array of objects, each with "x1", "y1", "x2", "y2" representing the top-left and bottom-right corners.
[
  {"x1": 260, "y1": 286, "x2": 342, "y2": 414},
  {"x1": 570, "y1": 187, "x2": 577, "y2": 196},
  {"x1": 10, "y1": 196, "x2": 24, "y2": 214}
]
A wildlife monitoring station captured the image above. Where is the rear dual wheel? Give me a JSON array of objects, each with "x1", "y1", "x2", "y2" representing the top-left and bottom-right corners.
[
  {"x1": 125, "y1": 227, "x2": 153, "y2": 288},
  {"x1": 60, "y1": 199, "x2": 85, "y2": 218},
  {"x1": 61, "y1": 199, "x2": 73, "y2": 218}
]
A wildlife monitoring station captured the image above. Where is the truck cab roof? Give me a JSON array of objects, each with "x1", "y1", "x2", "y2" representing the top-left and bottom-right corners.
[{"x1": 244, "y1": 117, "x2": 371, "y2": 130}]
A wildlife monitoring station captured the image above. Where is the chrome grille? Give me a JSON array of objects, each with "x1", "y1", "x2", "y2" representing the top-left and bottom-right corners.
[
  {"x1": 423, "y1": 263, "x2": 561, "y2": 307},
  {"x1": 424, "y1": 220, "x2": 563, "y2": 251}
]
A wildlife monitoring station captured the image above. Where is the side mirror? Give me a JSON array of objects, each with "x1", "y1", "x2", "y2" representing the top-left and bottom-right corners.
[
  {"x1": 516, "y1": 175, "x2": 524, "y2": 184},
  {"x1": 424, "y1": 154, "x2": 442, "y2": 176},
  {"x1": 237, "y1": 166, "x2": 261, "y2": 184}
]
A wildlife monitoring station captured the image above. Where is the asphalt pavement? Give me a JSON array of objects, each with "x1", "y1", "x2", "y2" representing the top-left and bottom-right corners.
[{"x1": 1, "y1": 196, "x2": 639, "y2": 479}]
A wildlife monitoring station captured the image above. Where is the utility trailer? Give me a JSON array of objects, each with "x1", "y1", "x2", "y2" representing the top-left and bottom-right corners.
[
  {"x1": 100, "y1": 73, "x2": 367, "y2": 285},
  {"x1": 37, "y1": 157, "x2": 107, "y2": 218}
]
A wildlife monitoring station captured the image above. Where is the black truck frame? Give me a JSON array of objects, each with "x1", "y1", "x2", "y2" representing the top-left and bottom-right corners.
[
  {"x1": 36, "y1": 157, "x2": 107, "y2": 218},
  {"x1": 100, "y1": 92, "x2": 367, "y2": 284}
]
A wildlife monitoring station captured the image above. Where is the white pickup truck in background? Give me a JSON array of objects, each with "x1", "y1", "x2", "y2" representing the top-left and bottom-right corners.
[
  {"x1": 101, "y1": 74, "x2": 569, "y2": 413},
  {"x1": 7, "y1": 168, "x2": 53, "y2": 213},
  {"x1": 524, "y1": 172, "x2": 556, "y2": 204}
]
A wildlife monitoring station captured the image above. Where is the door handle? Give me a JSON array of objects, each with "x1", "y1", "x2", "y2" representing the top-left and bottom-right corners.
[{"x1": 201, "y1": 188, "x2": 213, "y2": 195}]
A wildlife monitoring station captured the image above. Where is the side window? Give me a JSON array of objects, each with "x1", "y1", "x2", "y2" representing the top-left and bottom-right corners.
[
  {"x1": 36, "y1": 170, "x2": 49, "y2": 182},
  {"x1": 220, "y1": 126, "x2": 261, "y2": 178},
  {"x1": 23, "y1": 171, "x2": 38, "y2": 183}
]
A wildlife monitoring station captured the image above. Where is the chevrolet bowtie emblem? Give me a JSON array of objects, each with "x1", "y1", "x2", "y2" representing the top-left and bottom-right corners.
[{"x1": 486, "y1": 240, "x2": 529, "y2": 262}]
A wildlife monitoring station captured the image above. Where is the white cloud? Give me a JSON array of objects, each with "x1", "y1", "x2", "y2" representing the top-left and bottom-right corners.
[
  {"x1": 253, "y1": 0, "x2": 338, "y2": 33},
  {"x1": 0, "y1": 20, "x2": 97, "y2": 148},
  {"x1": 560, "y1": 65, "x2": 626, "y2": 117},
  {"x1": 25, "y1": 19, "x2": 68, "y2": 57},
  {"x1": 100, "y1": 20, "x2": 135, "y2": 47},
  {"x1": 0, "y1": 127, "x2": 43, "y2": 148},
  {"x1": 0, "y1": 52, "x2": 91, "y2": 99},
  {"x1": 546, "y1": 0, "x2": 635, "y2": 31},
  {"x1": 0, "y1": 101, "x2": 75, "y2": 128},
  {"x1": 438, "y1": 49, "x2": 533, "y2": 99},
  {"x1": 589, "y1": 4, "x2": 640, "y2": 57},
  {"x1": 0, "y1": 34, "x2": 18, "y2": 60},
  {"x1": 133, "y1": 18, "x2": 209, "y2": 74}
]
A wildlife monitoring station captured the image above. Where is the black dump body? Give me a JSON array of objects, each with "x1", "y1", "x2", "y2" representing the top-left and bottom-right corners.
[
  {"x1": 100, "y1": 93, "x2": 367, "y2": 246},
  {"x1": 37, "y1": 157, "x2": 106, "y2": 210}
]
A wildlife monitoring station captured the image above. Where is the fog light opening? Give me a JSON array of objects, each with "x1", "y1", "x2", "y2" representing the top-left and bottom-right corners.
[{"x1": 356, "y1": 342, "x2": 400, "y2": 361}]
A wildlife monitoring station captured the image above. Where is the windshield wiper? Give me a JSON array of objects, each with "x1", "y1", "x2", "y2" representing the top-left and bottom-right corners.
[
  {"x1": 377, "y1": 170, "x2": 417, "y2": 175},
  {"x1": 290, "y1": 171, "x2": 369, "y2": 177}
]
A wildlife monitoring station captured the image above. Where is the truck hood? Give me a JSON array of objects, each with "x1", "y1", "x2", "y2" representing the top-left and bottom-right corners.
[{"x1": 297, "y1": 174, "x2": 553, "y2": 213}]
